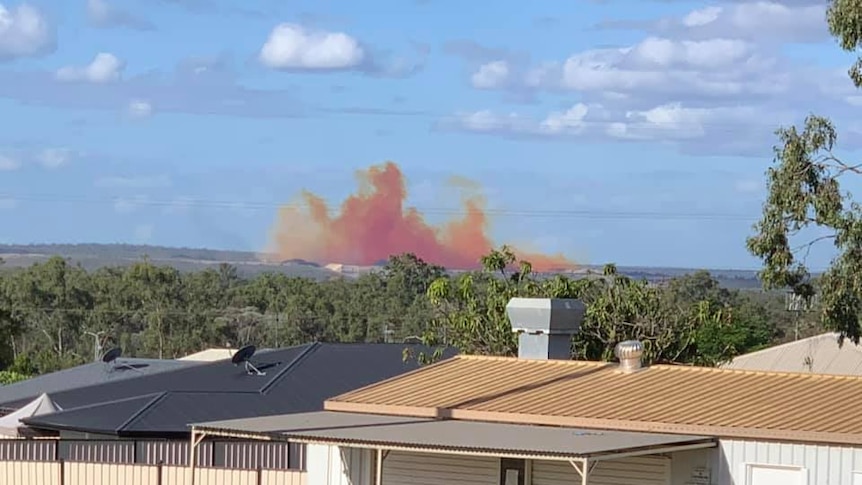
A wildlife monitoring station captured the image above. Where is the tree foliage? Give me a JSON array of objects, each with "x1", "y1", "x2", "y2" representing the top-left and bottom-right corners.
[
  {"x1": 0, "y1": 249, "x2": 790, "y2": 376},
  {"x1": 748, "y1": 1, "x2": 862, "y2": 344},
  {"x1": 416, "y1": 246, "x2": 779, "y2": 366}
]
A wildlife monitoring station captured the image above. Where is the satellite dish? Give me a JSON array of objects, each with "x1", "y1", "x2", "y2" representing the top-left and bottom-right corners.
[
  {"x1": 101, "y1": 347, "x2": 122, "y2": 364},
  {"x1": 101, "y1": 347, "x2": 143, "y2": 374},
  {"x1": 232, "y1": 344, "x2": 266, "y2": 376}
]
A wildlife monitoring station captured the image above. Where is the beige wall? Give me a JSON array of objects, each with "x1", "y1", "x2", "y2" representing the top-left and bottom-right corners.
[{"x1": 0, "y1": 460, "x2": 306, "y2": 485}]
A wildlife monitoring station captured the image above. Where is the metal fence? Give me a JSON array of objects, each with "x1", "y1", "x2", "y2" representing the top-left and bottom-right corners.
[
  {"x1": 0, "y1": 460, "x2": 307, "y2": 485},
  {"x1": 0, "y1": 439, "x2": 305, "y2": 470}
]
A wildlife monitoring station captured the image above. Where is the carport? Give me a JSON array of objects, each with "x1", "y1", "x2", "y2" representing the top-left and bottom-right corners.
[{"x1": 192, "y1": 411, "x2": 717, "y2": 485}]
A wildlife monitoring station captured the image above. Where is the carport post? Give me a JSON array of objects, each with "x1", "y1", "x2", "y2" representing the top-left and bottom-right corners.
[
  {"x1": 375, "y1": 449, "x2": 383, "y2": 485},
  {"x1": 189, "y1": 428, "x2": 207, "y2": 485},
  {"x1": 568, "y1": 458, "x2": 590, "y2": 485}
]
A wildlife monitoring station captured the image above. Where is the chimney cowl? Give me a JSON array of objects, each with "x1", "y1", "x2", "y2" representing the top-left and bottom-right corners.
[{"x1": 615, "y1": 339, "x2": 644, "y2": 373}]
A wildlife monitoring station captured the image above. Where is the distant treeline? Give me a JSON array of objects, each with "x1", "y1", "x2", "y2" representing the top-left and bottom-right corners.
[{"x1": 0, "y1": 247, "x2": 808, "y2": 379}]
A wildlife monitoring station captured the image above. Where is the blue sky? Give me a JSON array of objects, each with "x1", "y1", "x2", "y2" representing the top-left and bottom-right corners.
[{"x1": 0, "y1": 0, "x2": 858, "y2": 270}]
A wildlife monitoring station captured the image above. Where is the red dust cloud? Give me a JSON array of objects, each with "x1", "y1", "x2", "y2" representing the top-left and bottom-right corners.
[{"x1": 266, "y1": 161, "x2": 577, "y2": 272}]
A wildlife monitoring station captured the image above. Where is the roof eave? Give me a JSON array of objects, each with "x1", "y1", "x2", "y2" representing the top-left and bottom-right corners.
[{"x1": 324, "y1": 401, "x2": 862, "y2": 447}]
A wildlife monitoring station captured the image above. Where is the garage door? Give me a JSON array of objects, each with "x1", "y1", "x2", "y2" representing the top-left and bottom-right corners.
[{"x1": 745, "y1": 464, "x2": 807, "y2": 485}]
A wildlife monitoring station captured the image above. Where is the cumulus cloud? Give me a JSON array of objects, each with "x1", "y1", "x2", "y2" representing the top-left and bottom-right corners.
[
  {"x1": 87, "y1": 0, "x2": 154, "y2": 31},
  {"x1": 597, "y1": 1, "x2": 828, "y2": 43},
  {"x1": 0, "y1": 3, "x2": 54, "y2": 60},
  {"x1": 258, "y1": 23, "x2": 426, "y2": 77},
  {"x1": 444, "y1": 1, "x2": 859, "y2": 157},
  {"x1": 471, "y1": 61, "x2": 510, "y2": 89},
  {"x1": 56, "y1": 53, "x2": 125, "y2": 83},
  {"x1": 259, "y1": 23, "x2": 365, "y2": 70}
]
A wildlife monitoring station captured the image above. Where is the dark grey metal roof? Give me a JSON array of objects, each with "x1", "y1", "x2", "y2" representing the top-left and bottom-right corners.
[
  {"x1": 194, "y1": 411, "x2": 717, "y2": 459},
  {"x1": 0, "y1": 358, "x2": 195, "y2": 411},
  {"x1": 20, "y1": 343, "x2": 457, "y2": 437}
]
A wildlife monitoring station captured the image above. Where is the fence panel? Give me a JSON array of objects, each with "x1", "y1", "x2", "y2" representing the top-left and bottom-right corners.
[
  {"x1": 0, "y1": 460, "x2": 61, "y2": 485},
  {"x1": 161, "y1": 465, "x2": 191, "y2": 485},
  {"x1": 0, "y1": 439, "x2": 56, "y2": 461},
  {"x1": 195, "y1": 466, "x2": 259, "y2": 485},
  {"x1": 65, "y1": 462, "x2": 159, "y2": 485},
  {"x1": 262, "y1": 469, "x2": 308, "y2": 485}
]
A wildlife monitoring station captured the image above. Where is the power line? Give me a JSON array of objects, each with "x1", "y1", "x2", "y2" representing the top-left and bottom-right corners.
[{"x1": 0, "y1": 192, "x2": 761, "y2": 221}]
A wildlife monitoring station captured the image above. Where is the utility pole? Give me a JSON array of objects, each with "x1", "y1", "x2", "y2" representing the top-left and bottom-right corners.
[{"x1": 84, "y1": 331, "x2": 105, "y2": 362}]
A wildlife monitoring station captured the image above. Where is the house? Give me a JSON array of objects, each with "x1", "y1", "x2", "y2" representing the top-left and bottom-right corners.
[
  {"x1": 0, "y1": 357, "x2": 195, "y2": 414},
  {"x1": 0, "y1": 342, "x2": 456, "y2": 470},
  {"x1": 722, "y1": 332, "x2": 862, "y2": 375},
  {"x1": 177, "y1": 348, "x2": 237, "y2": 362},
  {"x1": 193, "y1": 298, "x2": 862, "y2": 485}
]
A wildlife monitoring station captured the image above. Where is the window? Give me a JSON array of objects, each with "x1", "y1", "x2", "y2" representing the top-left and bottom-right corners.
[
  {"x1": 744, "y1": 464, "x2": 807, "y2": 485},
  {"x1": 500, "y1": 458, "x2": 526, "y2": 485}
]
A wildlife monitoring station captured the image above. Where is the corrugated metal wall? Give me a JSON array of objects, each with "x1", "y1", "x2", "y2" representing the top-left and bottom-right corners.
[
  {"x1": 714, "y1": 439, "x2": 862, "y2": 485},
  {"x1": 0, "y1": 439, "x2": 56, "y2": 461},
  {"x1": 533, "y1": 456, "x2": 670, "y2": 485},
  {"x1": 382, "y1": 451, "x2": 498, "y2": 485},
  {"x1": 0, "y1": 439, "x2": 305, "y2": 469},
  {"x1": 0, "y1": 461, "x2": 307, "y2": 485}
]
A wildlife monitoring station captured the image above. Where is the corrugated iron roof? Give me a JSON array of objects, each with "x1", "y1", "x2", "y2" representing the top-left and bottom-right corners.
[
  {"x1": 324, "y1": 355, "x2": 862, "y2": 445},
  {"x1": 194, "y1": 411, "x2": 716, "y2": 460},
  {"x1": 722, "y1": 332, "x2": 862, "y2": 375}
]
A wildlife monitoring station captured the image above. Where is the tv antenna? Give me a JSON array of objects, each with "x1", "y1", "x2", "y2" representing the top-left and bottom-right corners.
[
  {"x1": 102, "y1": 347, "x2": 143, "y2": 373},
  {"x1": 232, "y1": 344, "x2": 266, "y2": 376}
]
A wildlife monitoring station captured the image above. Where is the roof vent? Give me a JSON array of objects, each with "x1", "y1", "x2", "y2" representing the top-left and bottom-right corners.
[
  {"x1": 506, "y1": 298, "x2": 585, "y2": 360},
  {"x1": 615, "y1": 340, "x2": 644, "y2": 373}
]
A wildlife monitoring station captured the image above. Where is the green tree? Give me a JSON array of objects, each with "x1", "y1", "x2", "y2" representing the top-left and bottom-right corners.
[
  {"x1": 415, "y1": 247, "x2": 761, "y2": 366},
  {"x1": 746, "y1": 1, "x2": 862, "y2": 344}
]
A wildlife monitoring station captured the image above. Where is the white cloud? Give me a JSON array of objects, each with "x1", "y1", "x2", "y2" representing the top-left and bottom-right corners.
[
  {"x1": 471, "y1": 60, "x2": 510, "y2": 89},
  {"x1": 445, "y1": 0, "x2": 858, "y2": 157},
  {"x1": 133, "y1": 223, "x2": 154, "y2": 242},
  {"x1": 87, "y1": 0, "x2": 153, "y2": 30},
  {"x1": 0, "y1": 154, "x2": 19, "y2": 170},
  {"x1": 259, "y1": 23, "x2": 365, "y2": 70},
  {"x1": 56, "y1": 53, "x2": 124, "y2": 83},
  {"x1": 661, "y1": 2, "x2": 827, "y2": 43},
  {"x1": 127, "y1": 99, "x2": 152, "y2": 118},
  {"x1": 0, "y1": 197, "x2": 17, "y2": 209},
  {"x1": 0, "y1": 3, "x2": 54, "y2": 61},
  {"x1": 36, "y1": 148, "x2": 73, "y2": 169}
]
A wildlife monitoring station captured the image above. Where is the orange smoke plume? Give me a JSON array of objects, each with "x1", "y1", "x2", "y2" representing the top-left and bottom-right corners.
[{"x1": 267, "y1": 161, "x2": 576, "y2": 271}]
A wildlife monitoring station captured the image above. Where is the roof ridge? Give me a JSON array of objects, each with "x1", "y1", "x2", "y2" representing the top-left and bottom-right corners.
[
  {"x1": 725, "y1": 332, "x2": 851, "y2": 361},
  {"x1": 457, "y1": 355, "x2": 609, "y2": 367},
  {"x1": 20, "y1": 391, "x2": 165, "y2": 427},
  {"x1": 259, "y1": 342, "x2": 320, "y2": 395},
  {"x1": 116, "y1": 392, "x2": 169, "y2": 432},
  {"x1": 462, "y1": 353, "x2": 862, "y2": 381}
]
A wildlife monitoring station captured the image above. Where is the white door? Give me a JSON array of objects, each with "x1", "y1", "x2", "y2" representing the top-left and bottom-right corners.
[{"x1": 745, "y1": 464, "x2": 807, "y2": 485}]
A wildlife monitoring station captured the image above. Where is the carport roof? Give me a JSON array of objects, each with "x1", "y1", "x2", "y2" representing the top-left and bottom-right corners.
[{"x1": 193, "y1": 411, "x2": 716, "y2": 461}]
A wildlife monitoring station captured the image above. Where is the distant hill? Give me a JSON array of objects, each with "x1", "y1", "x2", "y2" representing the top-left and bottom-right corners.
[{"x1": 0, "y1": 243, "x2": 765, "y2": 288}]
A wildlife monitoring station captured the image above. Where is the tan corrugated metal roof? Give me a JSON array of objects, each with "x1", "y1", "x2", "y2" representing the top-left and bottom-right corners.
[
  {"x1": 722, "y1": 332, "x2": 862, "y2": 375},
  {"x1": 325, "y1": 355, "x2": 862, "y2": 445}
]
